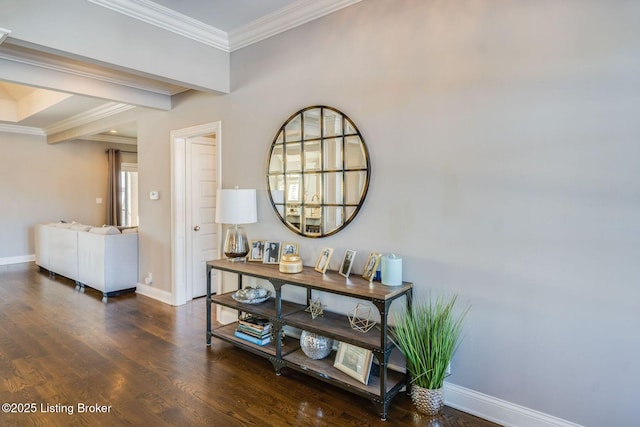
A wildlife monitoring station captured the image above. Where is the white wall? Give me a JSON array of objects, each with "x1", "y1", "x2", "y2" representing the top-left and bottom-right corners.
[{"x1": 135, "y1": 1, "x2": 640, "y2": 425}]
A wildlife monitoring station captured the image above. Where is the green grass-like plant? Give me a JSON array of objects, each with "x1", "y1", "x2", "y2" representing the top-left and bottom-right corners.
[{"x1": 391, "y1": 294, "x2": 469, "y2": 390}]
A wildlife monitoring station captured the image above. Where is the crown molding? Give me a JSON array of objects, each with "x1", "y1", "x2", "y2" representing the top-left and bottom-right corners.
[
  {"x1": 0, "y1": 28, "x2": 11, "y2": 45},
  {"x1": 229, "y1": 0, "x2": 362, "y2": 51},
  {"x1": 82, "y1": 134, "x2": 137, "y2": 145},
  {"x1": 0, "y1": 123, "x2": 46, "y2": 136},
  {"x1": 88, "y1": 0, "x2": 362, "y2": 53},
  {"x1": 88, "y1": 0, "x2": 229, "y2": 51},
  {"x1": 44, "y1": 102, "x2": 136, "y2": 135}
]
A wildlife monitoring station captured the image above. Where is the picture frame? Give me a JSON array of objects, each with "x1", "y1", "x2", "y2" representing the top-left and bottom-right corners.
[
  {"x1": 248, "y1": 240, "x2": 265, "y2": 262},
  {"x1": 339, "y1": 249, "x2": 356, "y2": 278},
  {"x1": 362, "y1": 252, "x2": 381, "y2": 282},
  {"x1": 333, "y1": 342, "x2": 373, "y2": 385},
  {"x1": 314, "y1": 247, "x2": 333, "y2": 274},
  {"x1": 282, "y1": 242, "x2": 299, "y2": 256},
  {"x1": 263, "y1": 241, "x2": 282, "y2": 264}
]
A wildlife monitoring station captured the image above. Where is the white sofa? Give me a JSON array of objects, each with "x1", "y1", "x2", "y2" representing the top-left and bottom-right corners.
[{"x1": 35, "y1": 223, "x2": 138, "y2": 302}]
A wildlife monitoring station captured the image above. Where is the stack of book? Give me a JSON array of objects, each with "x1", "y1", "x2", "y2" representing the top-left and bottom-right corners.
[{"x1": 234, "y1": 316, "x2": 272, "y2": 346}]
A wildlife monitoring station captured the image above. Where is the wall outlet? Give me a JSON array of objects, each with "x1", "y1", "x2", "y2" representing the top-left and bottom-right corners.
[{"x1": 144, "y1": 272, "x2": 153, "y2": 285}]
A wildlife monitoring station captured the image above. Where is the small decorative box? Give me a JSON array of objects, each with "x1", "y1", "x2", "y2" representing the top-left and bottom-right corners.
[{"x1": 279, "y1": 254, "x2": 303, "y2": 273}]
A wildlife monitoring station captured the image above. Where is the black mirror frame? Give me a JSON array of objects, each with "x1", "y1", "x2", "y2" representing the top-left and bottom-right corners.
[{"x1": 266, "y1": 105, "x2": 371, "y2": 238}]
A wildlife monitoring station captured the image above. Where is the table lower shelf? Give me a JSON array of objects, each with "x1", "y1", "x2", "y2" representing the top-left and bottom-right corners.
[
  {"x1": 211, "y1": 322, "x2": 406, "y2": 400},
  {"x1": 283, "y1": 348, "x2": 406, "y2": 399},
  {"x1": 211, "y1": 322, "x2": 297, "y2": 357}
]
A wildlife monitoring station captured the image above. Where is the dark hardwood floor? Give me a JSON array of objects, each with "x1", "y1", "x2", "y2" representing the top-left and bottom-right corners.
[{"x1": 0, "y1": 263, "x2": 500, "y2": 426}]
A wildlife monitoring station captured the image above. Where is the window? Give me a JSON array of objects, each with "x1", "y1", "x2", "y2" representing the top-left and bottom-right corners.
[{"x1": 120, "y1": 163, "x2": 139, "y2": 226}]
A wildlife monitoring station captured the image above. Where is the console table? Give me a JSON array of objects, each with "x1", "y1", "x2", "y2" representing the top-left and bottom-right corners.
[{"x1": 206, "y1": 259, "x2": 413, "y2": 420}]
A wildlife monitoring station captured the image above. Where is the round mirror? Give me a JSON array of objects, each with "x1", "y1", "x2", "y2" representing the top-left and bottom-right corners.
[{"x1": 267, "y1": 106, "x2": 370, "y2": 237}]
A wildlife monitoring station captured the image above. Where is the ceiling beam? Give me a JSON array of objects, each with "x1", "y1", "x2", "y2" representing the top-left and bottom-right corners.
[
  {"x1": 82, "y1": 134, "x2": 137, "y2": 145},
  {"x1": 0, "y1": 28, "x2": 10, "y2": 45},
  {"x1": 2, "y1": 0, "x2": 230, "y2": 93},
  {"x1": 0, "y1": 52, "x2": 172, "y2": 111},
  {"x1": 46, "y1": 104, "x2": 138, "y2": 144}
]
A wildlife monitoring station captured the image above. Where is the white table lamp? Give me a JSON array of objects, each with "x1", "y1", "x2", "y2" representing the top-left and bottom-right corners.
[{"x1": 215, "y1": 188, "x2": 257, "y2": 262}]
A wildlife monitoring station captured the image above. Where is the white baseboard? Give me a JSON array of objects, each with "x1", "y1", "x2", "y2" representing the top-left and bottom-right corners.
[
  {"x1": 88, "y1": 277, "x2": 584, "y2": 427},
  {"x1": 444, "y1": 382, "x2": 583, "y2": 427},
  {"x1": 135, "y1": 282, "x2": 174, "y2": 305},
  {"x1": 0, "y1": 254, "x2": 35, "y2": 265}
]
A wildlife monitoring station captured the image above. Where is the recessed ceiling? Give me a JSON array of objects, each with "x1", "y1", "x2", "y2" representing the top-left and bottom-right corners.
[
  {"x1": 0, "y1": 81, "x2": 37, "y2": 99},
  {"x1": 0, "y1": 0, "x2": 359, "y2": 144}
]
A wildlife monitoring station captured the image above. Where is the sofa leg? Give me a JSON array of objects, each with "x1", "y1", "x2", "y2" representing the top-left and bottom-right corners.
[
  {"x1": 79, "y1": 284, "x2": 85, "y2": 293},
  {"x1": 75, "y1": 282, "x2": 81, "y2": 291},
  {"x1": 102, "y1": 294, "x2": 108, "y2": 304}
]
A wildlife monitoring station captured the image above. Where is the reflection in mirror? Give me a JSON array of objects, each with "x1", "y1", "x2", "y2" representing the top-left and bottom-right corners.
[
  {"x1": 269, "y1": 145, "x2": 284, "y2": 173},
  {"x1": 286, "y1": 205, "x2": 301, "y2": 232},
  {"x1": 286, "y1": 175, "x2": 301, "y2": 203},
  {"x1": 304, "y1": 141, "x2": 321, "y2": 171},
  {"x1": 345, "y1": 171, "x2": 367, "y2": 205},
  {"x1": 285, "y1": 115, "x2": 301, "y2": 141},
  {"x1": 323, "y1": 138, "x2": 343, "y2": 170},
  {"x1": 267, "y1": 106, "x2": 370, "y2": 237},
  {"x1": 323, "y1": 109, "x2": 342, "y2": 137},
  {"x1": 345, "y1": 136, "x2": 367, "y2": 169},
  {"x1": 304, "y1": 173, "x2": 322, "y2": 203},
  {"x1": 323, "y1": 206, "x2": 344, "y2": 234},
  {"x1": 303, "y1": 109, "x2": 321, "y2": 139},
  {"x1": 286, "y1": 143, "x2": 302, "y2": 172},
  {"x1": 323, "y1": 172, "x2": 342, "y2": 205}
]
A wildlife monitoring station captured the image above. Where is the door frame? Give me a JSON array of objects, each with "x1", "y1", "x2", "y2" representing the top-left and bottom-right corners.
[{"x1": 170, "y1": 121, "x2": 222, "y2": 306}]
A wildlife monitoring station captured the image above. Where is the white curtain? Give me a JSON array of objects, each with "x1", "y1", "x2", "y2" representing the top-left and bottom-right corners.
[{"x1": 106, "y1": 148, "x2": 121, "y2": 226}]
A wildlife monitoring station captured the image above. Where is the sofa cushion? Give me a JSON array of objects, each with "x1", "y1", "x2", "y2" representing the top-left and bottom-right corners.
[
  {"x1": 70, "y1": 223, "x2": 92, "y2": 231},
  {"x1": 51, "y1": 222, "x2": 73, "y2": 228},
  {"x1": 89, "y1": 226, "x2": 121, "y2": 235}
]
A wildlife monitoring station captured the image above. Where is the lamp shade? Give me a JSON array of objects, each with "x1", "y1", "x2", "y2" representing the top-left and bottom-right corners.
[{"x1": 215, "y1": 189, "x2": 257, "y2": 225}]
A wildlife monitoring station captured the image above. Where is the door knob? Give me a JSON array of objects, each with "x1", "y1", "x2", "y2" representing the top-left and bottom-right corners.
[{"x1": 193, "y1": 225, "x2": 200, "y2": 231}]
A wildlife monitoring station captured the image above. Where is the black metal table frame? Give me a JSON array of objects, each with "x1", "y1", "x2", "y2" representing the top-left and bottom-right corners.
[{"x1": 206, "y1": 261, "x2": 413, "y2": 420}]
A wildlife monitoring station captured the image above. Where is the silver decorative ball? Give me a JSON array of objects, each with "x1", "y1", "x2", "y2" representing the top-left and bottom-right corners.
[{"x1": 299, "y1": 330, "x2": 334, "y2": 360}]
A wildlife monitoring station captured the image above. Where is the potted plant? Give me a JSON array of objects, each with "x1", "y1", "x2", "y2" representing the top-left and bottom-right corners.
[{"x1": 390, "y1": 294, "x2": 469, "y2": 416}]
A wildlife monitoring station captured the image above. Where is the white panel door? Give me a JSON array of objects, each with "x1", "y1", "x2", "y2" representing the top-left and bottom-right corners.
[{"x1": 190, "y1": 141, "x2": 217, "y2": 298}]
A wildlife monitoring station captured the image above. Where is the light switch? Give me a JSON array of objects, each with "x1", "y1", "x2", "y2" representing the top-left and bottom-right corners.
[
  {"x1": 149, "y1": 191, "x2": 160, "y2": 200},
  {"x1": 96, "y1": 198, "x2": 103, "y2": 204}
]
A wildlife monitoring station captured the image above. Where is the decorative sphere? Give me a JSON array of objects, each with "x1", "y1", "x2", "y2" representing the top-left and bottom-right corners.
[{"x1": 300, "y1": 330, "x2": 334, "y2": 360}]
